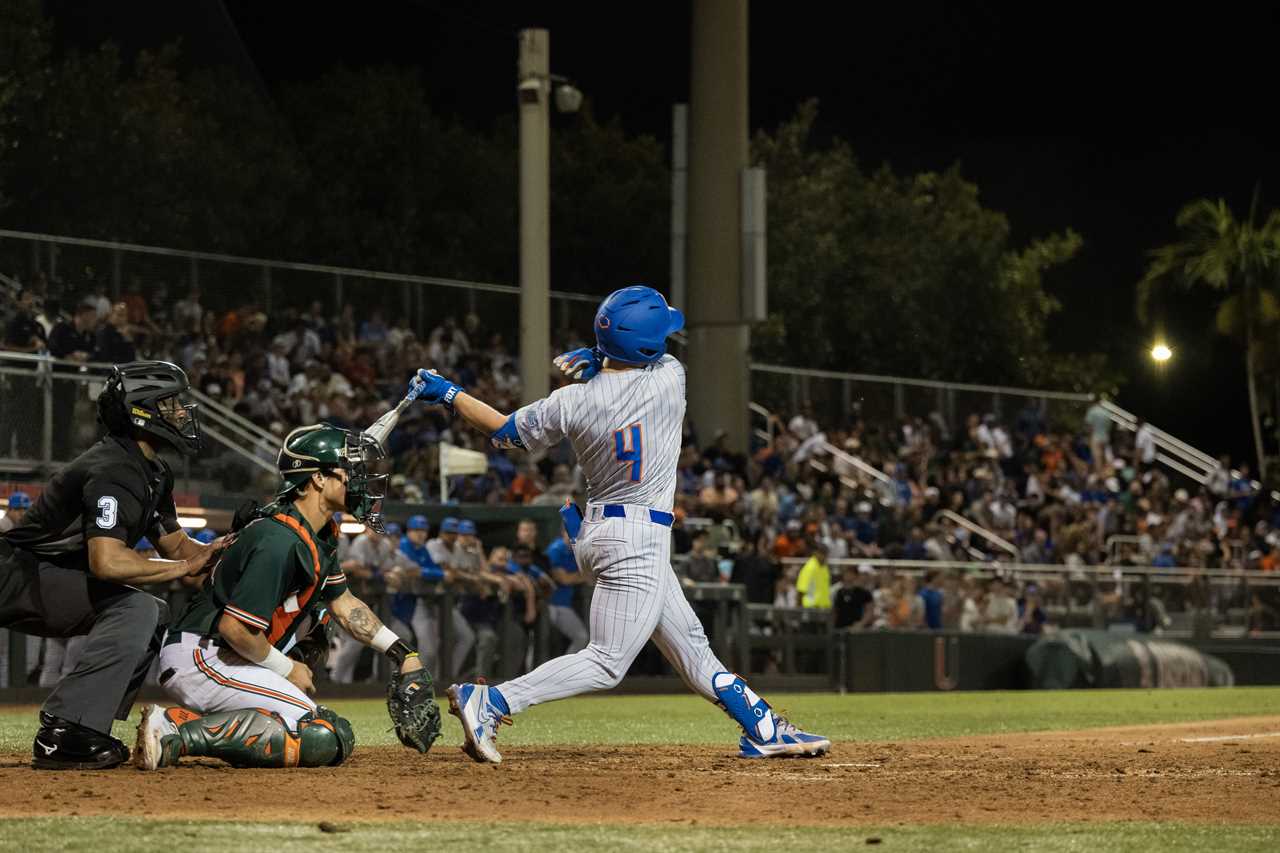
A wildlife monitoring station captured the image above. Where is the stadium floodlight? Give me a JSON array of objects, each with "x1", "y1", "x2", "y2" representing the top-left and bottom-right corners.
[
  {"x1": 1150, "y1": 343, "x2": 1173, "y2": 363},
  {"x1": 553, "y1": 78, "x2": 583, "y2": 113}
]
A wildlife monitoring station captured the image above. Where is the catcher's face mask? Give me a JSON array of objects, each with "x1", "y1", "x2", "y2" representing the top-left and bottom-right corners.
[{"x1": 342, "y1": 432, "x2": 388, "y2": 533}]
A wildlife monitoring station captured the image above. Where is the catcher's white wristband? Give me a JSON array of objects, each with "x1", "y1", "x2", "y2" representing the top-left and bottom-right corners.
[
  {"x1": 258, "y1": 645, "x2": 294, "y2": 677},
  {"x1": 371, "y1": 626, "x2": 399, "y2": 654}
]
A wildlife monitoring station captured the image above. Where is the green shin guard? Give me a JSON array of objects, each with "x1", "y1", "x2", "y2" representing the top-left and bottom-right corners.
[{"x1": 175, "y1": 706, "x2": 354, "y2": 768}]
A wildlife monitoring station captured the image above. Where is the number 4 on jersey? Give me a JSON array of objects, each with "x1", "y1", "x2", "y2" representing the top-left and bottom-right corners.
[{"x1": 613, "y1": 423, "x2": 644, "y2": 482}]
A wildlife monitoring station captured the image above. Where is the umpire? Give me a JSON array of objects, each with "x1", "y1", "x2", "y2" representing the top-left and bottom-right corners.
[{"x1": 0, "y1": 361, "x2": 222, "y2": 769}]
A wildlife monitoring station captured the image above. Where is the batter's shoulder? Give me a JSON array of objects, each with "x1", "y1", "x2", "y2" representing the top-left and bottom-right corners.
[{"x1": 657, "y1": 354, "x2": 684, "y2": 372}]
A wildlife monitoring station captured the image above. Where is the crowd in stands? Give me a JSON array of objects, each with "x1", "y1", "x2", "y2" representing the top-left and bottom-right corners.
[{"x1": 5, "y1": 274, "x2": 1280, "y2": 650}]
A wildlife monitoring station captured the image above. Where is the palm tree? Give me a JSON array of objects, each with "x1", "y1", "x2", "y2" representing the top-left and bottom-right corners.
[{"x1": 1137, "y1": 192, "x2": 1280, "y2": 479}]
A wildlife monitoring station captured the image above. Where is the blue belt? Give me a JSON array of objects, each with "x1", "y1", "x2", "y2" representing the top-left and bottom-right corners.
[{"x1": 602, "y1": 504, "x2": 674, "y2": 527}]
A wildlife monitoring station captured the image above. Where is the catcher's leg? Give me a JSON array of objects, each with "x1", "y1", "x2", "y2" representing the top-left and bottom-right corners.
[
  {"x1": 140, "y1": 705, "x2": 354, "y2": 769},
  {"x1": 156, "y1": 633, "x2": 316, "y2": 726}
]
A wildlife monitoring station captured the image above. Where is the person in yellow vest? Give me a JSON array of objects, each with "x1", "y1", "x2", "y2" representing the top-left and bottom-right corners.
[{"x1": 795, "y1": 543, "x2": 832, "y2": 609}]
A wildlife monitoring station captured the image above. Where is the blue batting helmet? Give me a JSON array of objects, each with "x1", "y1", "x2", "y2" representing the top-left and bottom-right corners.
[
  {"x1": 8, "y1": 492, "x2": 31, "y2": 510},
  {"x1": 594, "y1": 286, "x2": 684, "y2": 365},
  {"x1": 194, "y1": 529, "x2": 217, "y2": 545},
  {"x1": 457, "y1": 519, "x2": 477, "y2": 536},
  {"x1": 407, "y1": 514, "x2": 429, "y2": 531},
  {"x1": 441, "y1": 517, "x2": 460, "y2": 534}
]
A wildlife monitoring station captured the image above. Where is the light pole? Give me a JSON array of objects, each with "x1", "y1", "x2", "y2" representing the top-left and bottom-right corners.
[
  {"x1": 517, "y1": 29, "x2": 581, "y2": 406},
  {"x1": 518, "y1": 29, "x2": 550, "y2": 406}
]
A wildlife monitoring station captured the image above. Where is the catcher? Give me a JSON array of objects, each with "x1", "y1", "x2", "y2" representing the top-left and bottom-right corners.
[{"x1": 133, "y1": 422, "x2": 442, "y2": 769}]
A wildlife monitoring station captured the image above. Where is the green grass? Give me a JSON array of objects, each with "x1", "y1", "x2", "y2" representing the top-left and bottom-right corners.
[
  {"x1": 0, "y1": 818, "x2": 1277, "y2": 853},
  {"x1": 2, "y1": 686, "x2": 1279, "y2": 753}
]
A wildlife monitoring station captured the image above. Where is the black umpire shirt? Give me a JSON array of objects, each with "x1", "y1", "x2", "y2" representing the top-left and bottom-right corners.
[{"x1": 1, "y1": 435, "x2": 180, "y2": 573}]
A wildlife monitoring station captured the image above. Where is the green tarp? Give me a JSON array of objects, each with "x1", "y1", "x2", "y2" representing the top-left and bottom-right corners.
[{"x1": 1026, "y1": 630, "x2": 1234, "y2": 689}]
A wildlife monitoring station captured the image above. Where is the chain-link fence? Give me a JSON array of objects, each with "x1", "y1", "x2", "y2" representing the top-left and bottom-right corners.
[
  {"x1": 749, "y1": 362, "x2": 1092, "y2": 439},
  {"x1": 0, "y1": 353, "x2": 275, "y2": 495},
  {"x1": 0, "y1": 228, "x2": 601, "y2": 364}
]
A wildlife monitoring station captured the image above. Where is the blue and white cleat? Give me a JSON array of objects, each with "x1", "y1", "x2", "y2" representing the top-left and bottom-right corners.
[
  {"x1": 712, "y1": 672, "x2": 831, "y2": 758},
  {"x1": 447, "y1": 682, "x2": 511, "y2": 764},
  {"x1": 736, "y1": 722, "x2": 832, "y2": 758}
]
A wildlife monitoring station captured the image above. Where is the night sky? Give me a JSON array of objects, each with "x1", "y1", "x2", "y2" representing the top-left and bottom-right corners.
[{"x1": 45, "y1": 1, "x2": 1280, "y2": 464}]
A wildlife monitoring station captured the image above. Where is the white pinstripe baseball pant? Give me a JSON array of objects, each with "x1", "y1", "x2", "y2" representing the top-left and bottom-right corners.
[{"x1": 497, "y1": 506, "x2": 725, "y2": 714}]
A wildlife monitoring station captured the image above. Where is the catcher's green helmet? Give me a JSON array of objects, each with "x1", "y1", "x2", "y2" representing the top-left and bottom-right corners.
[{"x1": 276, "y1": 423, "x2": 388, "y2": 531}]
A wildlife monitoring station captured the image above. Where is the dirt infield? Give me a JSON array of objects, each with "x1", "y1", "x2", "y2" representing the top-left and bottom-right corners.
[{"x1": 2, "y1": 716, "x2": 1279, "y2": 827}]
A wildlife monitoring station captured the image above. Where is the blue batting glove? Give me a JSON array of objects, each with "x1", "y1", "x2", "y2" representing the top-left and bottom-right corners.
[
  {"x1": 553, "y1": 347, "x2": 603, "y2": 381},
  {"x1": 413, "y1": 368, "x2": 464, "y2": 408},
  {"x1": 406, "y1": 372, "x2": 427, "y2": 401}
]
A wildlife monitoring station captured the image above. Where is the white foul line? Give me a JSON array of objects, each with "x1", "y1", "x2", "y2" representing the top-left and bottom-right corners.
[
  {"x1": 1178, "y1": 732, "x2": 1280, "y2": 743},
  {"x1": 823, "y1": 763, "x2": 882, "y2": 768}
]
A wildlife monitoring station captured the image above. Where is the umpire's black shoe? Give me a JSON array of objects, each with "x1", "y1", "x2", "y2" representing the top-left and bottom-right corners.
[{"x1": 32, "y1": 712, "x2": 130, "y2": 770}]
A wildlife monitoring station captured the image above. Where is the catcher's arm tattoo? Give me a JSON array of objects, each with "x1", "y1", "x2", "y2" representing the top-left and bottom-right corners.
[
  {"x1": 329, "y1": 590, "x2": 423, "y2": 672},
  {"x1": 329, "y1": 590, "x2": 384, "y2": 643}
]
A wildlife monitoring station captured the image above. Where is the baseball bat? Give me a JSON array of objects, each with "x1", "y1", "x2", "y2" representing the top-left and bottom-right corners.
[{"x1": 364, "y1": 393, "x2": 415, "y2": 450}]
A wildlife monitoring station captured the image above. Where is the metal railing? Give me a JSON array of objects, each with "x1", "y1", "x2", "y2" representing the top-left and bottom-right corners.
[
  {"x1": 0, "y1": 228, "x2": 602, "y2": 350},
  {"x1": 0, "y1": 351, "x2": 274, "y2": 479},
  {"x1": 750, "y1": 362, "x2": 1265, "y2": 496},
  {"x1": 750, "y1": 398, "x2": 895, "y2": 503},
  {"x1": 937, "y1": 509, "x2": 1019, "y2": 561},
  {"x1": 2, "y1": 579, "x2": 763, "y2": 688},
  {"x1": 776, "y1": 556, "x2": 1280, "y2": 638}
]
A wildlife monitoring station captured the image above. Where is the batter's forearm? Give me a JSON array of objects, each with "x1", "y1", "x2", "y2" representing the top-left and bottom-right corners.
[{"x1": 452, "y1": 392, "x2": 508, "y2": 435}]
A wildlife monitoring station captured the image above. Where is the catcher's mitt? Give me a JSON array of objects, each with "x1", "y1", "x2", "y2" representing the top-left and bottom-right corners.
[{"x1": 387, "y1": 666, "x2": 442, "y2": 753}]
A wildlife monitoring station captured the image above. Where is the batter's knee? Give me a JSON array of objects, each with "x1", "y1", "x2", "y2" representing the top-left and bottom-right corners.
[{"x1": 585, "y1": 647, "x2": 628, "y2": 690}]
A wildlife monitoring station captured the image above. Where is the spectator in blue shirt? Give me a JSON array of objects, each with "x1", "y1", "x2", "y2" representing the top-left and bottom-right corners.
[
  {"x1": 853, "y1": 501, "x2": 879, "y2": 546},
  {"x1": 545, "y1": 532, "x2": 589, "y2": 654},
  {"x1": 918, "y1": 570, "x2": 944, "y2": 630},
  {"x1": 399, "y1": 514, "x2": 450, "y2": 676}
]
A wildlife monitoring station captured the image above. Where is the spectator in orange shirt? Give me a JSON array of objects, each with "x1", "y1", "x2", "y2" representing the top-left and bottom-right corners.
[
  {"x1": 1259, "y1": 544, "x2": 1280, "y2": 573},
  {"x1": 699, "y1": 471, "x2": 740, "y2": 514},
  {"x1": 507, "y1": 461, "x2": 546, "y2": 504},
  {"x1": 773, "y1": 519, "x2": 808, "y2": 559}
]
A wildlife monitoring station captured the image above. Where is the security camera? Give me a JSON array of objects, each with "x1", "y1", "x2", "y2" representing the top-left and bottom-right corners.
[
  {"x1": 518, "y1": 77, "x2": 543, "y2": 105},
  {"x1": 555, "y1": 84, "x2": 583, "y2": 114}
]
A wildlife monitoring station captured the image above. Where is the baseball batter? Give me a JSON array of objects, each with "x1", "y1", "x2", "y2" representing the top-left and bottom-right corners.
[{"x1": 414, "y1": 285, "x2": 829, "y2": 762}]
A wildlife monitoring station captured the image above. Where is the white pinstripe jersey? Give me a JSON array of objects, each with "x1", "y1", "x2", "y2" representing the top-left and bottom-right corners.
[{"x1": 513, "y1": 355, "x2": 685, "y2": 511}]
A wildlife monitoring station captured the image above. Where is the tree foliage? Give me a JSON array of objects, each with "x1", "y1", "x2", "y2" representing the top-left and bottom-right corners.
[
  {"x1": 0, "y1": 5, "x2": 1110, "y2": 394},
  {"x1": 1137, "y1": 194, "x2": 1280, "y2": 473},
  {"x1": 752, "y1": 100, "x2": 1105, "y2": 389}
]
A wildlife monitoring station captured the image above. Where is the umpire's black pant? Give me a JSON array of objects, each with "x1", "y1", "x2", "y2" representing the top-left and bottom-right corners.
[{"x1": 0, "y1": 541, "x2": 166, "y2": 735}]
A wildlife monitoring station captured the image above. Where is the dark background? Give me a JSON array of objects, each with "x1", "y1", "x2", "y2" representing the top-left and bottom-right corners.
[{"x1": 43, "y1": 1, "x2": 1280, "y2": 463}]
